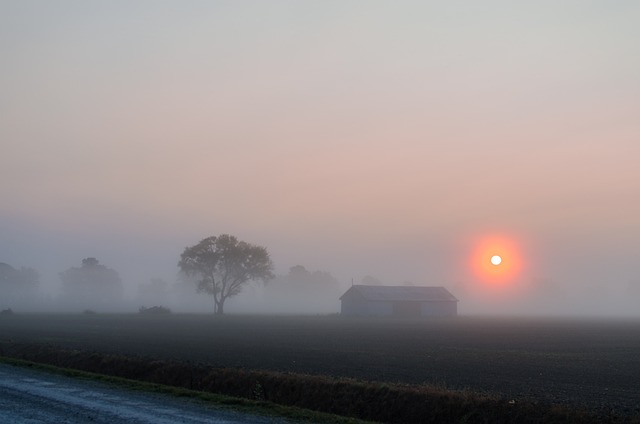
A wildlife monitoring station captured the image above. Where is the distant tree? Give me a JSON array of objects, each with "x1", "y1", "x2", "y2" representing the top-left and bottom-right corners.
[
  {"x1": 137, "y1": 277, "x2": 169, "y2": 306},
  {"x1": 288, "y1": 265, "x2": 312, "y2": 281},
  {"x1": 361, "y1": 275, "x2": 383, "y2": 286},
  {"x1": 0, "y1": 263, "x2": 39, "y2": 288},
  {"x1": 178, "y1": 234, "x2": 274, "y2": 314},
  {"x1": 310, "y1": 270, "x2": 339, "y2": 287},
  {"x1": 0, "y1": 263, "x2": 16, "y2": 285},
  {"x1": 0, "y1": 262, "x2": 39, "y2": 305},
  {"x1": 272, "y1": 265, "x2": 340, "y2": 292},
  {"x1": 263, "y1": 265, "x2": 342, "y2": 314},
  {"x1": 59, "y1": 258, "x2": 123, "y2": 308}
]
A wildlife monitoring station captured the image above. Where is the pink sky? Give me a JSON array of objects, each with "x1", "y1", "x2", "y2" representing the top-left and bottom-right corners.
[{"x1": 1, "y1": 1, "x2": 639, "y2": 314}]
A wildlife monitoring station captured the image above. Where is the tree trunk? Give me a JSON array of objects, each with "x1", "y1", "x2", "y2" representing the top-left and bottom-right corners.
[{"x1": 216, "y1": 298, "x2": 225, "y2": 315}]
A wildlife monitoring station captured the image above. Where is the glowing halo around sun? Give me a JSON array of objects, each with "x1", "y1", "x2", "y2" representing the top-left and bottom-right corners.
[{"x1": 469, "y1": 235, "x2": 524, "y2": 291}]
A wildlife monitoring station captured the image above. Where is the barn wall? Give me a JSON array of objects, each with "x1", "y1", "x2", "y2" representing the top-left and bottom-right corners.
[
  {"x1": 340, "y1": 297, "x2": 358, "y2": 316},
  {"x1": 392, "y1": 301, "x2": 421, "y2": 317},
  {"x1": 341, "y1": 296, "x2": 370, "y2": 316},
  {"x1": 366, "y1": 301, "x2": 393, "y2": 316},
  {"x1": 342, "y1": 297, "x2": 457, "y2": 317},
  {"x1": 341, "y1": 299, "x2": 394, "y2": 316},
  {"x1": 420, "y1": 301, "x2": 457, "y2": 317}
]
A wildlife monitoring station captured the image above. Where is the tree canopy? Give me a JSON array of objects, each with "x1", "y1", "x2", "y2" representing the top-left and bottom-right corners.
[
  {"x1": 178, "y1": 234, "x2": 274, "y2": 314},
  {"x1": 262, "y1": 265, "x2": 342, "y2": 314},
  {"x1": 0, "y1": 262, "x2": 39, "y2": 307},
  {"x1": 0, "y1": 263, "x2": 39, "y2": 288},
  {"x1": 59, "y1": 257, "x2": 123, "y2": 309},
  {"x1": 279, "y1": 265, "x2": 339, "y2": 291}
]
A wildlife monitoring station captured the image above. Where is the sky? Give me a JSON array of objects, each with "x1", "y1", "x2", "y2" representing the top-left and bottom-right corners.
[{"x1": 1, "y1": 1, "x2": 639, "y2": 314}]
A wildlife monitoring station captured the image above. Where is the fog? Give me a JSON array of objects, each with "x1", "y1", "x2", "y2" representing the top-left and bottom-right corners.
[
  {"x1": 1, "y1": 238, "x2": 639, "y2": 317},
  {"x1": 1, "y1": 1, "x2": 639, "y2": 317}
]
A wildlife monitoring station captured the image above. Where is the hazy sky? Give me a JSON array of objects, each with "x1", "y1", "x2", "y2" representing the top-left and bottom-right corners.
[{"x1": 1, "y1": 1, "x2": 639, "y2": 312}]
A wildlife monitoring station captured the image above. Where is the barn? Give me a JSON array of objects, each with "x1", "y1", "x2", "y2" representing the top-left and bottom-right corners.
[{"x1": 340, "y1": 285, "x2": 458, "y2": 317}]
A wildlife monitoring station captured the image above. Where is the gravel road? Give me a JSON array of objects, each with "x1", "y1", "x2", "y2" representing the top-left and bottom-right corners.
[{"x1": 0, "y1": 363, "x2": 289, "y2": 424}]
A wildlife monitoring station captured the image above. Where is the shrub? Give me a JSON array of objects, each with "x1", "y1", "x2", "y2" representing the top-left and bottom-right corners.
[{"x1": 139, "y1": 306, "x2": 171, "y2": 315}]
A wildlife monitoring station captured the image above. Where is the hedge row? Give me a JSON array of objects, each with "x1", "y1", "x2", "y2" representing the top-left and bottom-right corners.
[{"x1": 0, "y1": 342, "x2": 628, "y2": 424}]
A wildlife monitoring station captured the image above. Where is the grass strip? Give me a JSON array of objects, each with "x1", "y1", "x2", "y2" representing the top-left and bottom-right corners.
[
  {"x1": 0, "y1": 342, "x2": 635, "y2": 424},
  {"x1": 0, "y1": 355, "x2": 375, "y2": 424}
]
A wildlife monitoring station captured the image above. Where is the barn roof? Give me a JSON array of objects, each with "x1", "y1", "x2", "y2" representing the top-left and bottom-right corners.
[{"x1": 340, "y1": 285, "x2": 458, "y2": 302}]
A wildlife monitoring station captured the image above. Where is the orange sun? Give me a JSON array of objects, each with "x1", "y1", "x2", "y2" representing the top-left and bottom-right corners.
[{"x1": 470, "y1": 235, "x2": 523, "y2": 289}]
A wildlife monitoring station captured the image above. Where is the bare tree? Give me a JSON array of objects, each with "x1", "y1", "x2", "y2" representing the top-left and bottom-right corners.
[{"x1": 178, "y1": 234, "x2": 274, "y2": 314}]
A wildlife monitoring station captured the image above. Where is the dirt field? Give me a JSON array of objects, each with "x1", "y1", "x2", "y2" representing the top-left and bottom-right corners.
[{"x1": 1, "y1": 314, "x2": 639, "y2": 418}]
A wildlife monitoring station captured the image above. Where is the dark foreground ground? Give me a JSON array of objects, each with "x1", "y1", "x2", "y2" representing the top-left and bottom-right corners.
[
  {"x1": 1, "y1": 314, "x2": 639, "y2": 418},
  {"x1": 0, "y1": 363, "x2": 289, "y2": 424}
]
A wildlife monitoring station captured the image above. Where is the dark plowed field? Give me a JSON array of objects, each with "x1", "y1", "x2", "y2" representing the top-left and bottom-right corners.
[{"x1": 1, "y1": 314, "x2": 639, "y2": 418}]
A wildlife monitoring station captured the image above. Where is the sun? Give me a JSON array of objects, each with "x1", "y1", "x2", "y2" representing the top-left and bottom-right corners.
[{"x1": 468, "y1": 234, "x2": 523, "y2": 289}]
